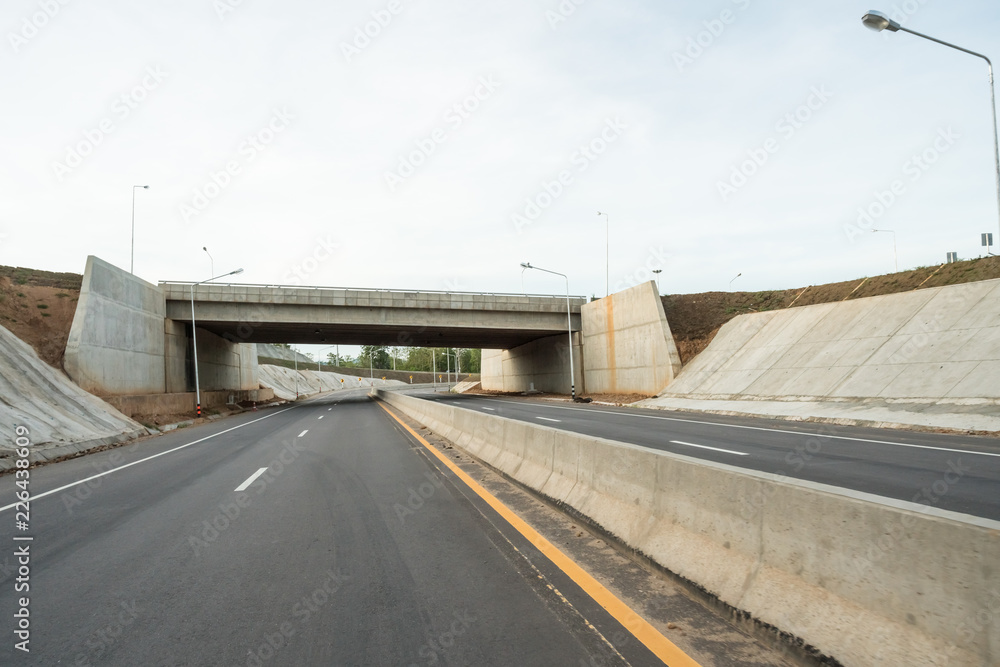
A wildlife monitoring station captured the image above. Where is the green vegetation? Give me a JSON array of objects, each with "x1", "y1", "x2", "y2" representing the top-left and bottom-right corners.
[{"x1": 36, "y1": 304, "x2": 48, "y2": 309}]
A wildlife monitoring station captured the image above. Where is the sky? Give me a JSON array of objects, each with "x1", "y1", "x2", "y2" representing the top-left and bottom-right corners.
[{"x1": 2, "y1": 0, "x2": 999, "y2": 357}]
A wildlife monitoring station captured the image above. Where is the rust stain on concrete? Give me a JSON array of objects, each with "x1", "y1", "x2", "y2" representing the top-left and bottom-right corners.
[{"x1": 605, "y1": 296, "x2": 617, "y2": 393}]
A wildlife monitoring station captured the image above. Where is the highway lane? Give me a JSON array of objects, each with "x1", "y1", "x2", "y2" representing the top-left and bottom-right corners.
[
  {"x1": 0, "y1": 390, "x2": 728, "y2": 666},
  {"x1": 418, "y1": 392, "x2": 1000, "y2": 521}
]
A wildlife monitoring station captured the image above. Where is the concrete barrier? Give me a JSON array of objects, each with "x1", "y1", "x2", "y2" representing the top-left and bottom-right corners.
[{"x1": 374, "y1": 389, "x2": 1000, "y2": 667}]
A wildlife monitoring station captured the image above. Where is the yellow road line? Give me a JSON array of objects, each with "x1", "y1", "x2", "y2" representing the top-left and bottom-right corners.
[{"x1": 376, "y1": 401, "x2": 702, "y2": 667}]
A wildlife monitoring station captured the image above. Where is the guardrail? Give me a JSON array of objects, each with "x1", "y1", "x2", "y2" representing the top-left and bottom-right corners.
[{"x1": 159, "y1": 281, "x2": 588, "y2": 301}]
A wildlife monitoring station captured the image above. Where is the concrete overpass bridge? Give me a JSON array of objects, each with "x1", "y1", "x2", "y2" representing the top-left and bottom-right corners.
[
  {"x1": 64, "y1": 256, "x2": 681, "y2": 404},
  {"x1": 159, "y1": 281, "x2": 585, "y2": 349}
]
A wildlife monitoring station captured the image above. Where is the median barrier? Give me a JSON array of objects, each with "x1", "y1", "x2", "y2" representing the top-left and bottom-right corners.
[{"x1": 373, "y1": 389, "x2": 999, "y2": 667}]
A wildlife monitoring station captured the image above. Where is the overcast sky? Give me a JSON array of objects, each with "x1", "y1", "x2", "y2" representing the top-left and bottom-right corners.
[{"x1": 3, "y1": 0, "x2": 999, "y2": 308}]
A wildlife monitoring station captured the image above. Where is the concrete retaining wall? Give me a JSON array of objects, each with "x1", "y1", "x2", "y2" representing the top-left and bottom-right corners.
[
  {"x1": 64, "y1": 256, "x2": 259, "y2": 397},
  {"x1": 194, "y1": 328, "x2": 258, "y2": 391},
  {"x1": 64, "y1": 256, "x2": 167, "y2": 395},
  {"x1": 374, "y1": 389, "x2": 999, "y2": 667},
  {"x1": 104, "y1": 388, "x2": 274, "y2": 417},
  {"x1": 581, "y1": 281, "x2": 682, "y2": 395},
  {"x1": 664, "y1": 278, "x2": 1000, "y2": 401},
  {"x1": 481, "y1": 333, "x2": 583, "y2": 394},
  {"x1": 164, "y1": 319, "x2": 189, "y2": 393}
]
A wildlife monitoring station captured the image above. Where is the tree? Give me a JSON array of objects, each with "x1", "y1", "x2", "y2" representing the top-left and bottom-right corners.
[
  {"x1": 459, "y1": 348, "x2": 481, "y2": 373},
  {"x1": 360, "y1": 345, "x2": 391, "y2": 370}
]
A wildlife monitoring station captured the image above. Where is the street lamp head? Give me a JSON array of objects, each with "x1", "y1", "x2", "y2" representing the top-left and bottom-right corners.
[
  {"x1": 862, "y1": 10, "x2": 901, "y2": 32},
  {"x1": 142, "y1": 185, "x2": 149, "y2": 189},
  {"x1": 230, "y1": 268, "x2": 244, "y2": 276},
  {"x1": 520, "y1": 262, "x2": 532, "y2": 269}
]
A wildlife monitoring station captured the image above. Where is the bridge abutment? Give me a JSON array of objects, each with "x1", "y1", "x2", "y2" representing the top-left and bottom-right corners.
[{"x1": 65, "y1": 256, "x2": 257, "y2": 399}]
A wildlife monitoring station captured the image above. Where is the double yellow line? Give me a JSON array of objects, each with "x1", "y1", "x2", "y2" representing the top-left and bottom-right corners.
[{"x1": 377, "y1": 402, "x2": 701, "y2": 667}]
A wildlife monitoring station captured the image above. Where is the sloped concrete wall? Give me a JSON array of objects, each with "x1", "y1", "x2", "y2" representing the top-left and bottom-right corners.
[
  {"x1": 0, "y1": 323, "x2": 143, "y2": 449},
  {"x1": 664, "y1": 278, "x2": 1000, "y2": 400},
  {"x1": 64, "y1": 256, "x2": 166, "y2": 395},
  {"x1": 480, "y1": 333, "x2": 583, "y2": 394},
  {"x1": 581, "y1": 281, "x2": 682, "y2": 395}
]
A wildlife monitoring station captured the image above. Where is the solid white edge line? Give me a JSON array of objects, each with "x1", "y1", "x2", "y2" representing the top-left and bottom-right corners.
[
  {"x1": 298, "y1": 430, "x2": 308, "y2": 437},
  {"x1": 466, "y1": 397, "x2": 1000, "y2": 458},
  {"x1": 234, "y1": 467, "x2": 268, "y2": 492},
  {"x1": 670, "y1": 440, "x2": 749, "y2": 456},
  {"x1": 0, "y1": 406, "x2": 298, "y2": 514},
  {"x1": 537, "y1": 417, "x2": 561, "y2": 423}
]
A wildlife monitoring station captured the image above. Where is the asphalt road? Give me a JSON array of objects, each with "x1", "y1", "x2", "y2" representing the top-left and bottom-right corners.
[
  {"x1": 419, "y1": 392, "x2": 1000, "y2": 521},
  {"x1": 0, "y1": 390, "x2": 697, "y2": 666}
]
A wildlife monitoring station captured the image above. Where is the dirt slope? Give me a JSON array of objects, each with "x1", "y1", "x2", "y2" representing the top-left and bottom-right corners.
[{"x1": 0, "y1": 266, "x2": 82, "y2": 369}]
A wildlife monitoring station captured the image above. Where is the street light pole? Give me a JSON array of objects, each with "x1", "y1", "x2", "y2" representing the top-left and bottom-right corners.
[
  {"x1": 872, "y1": 228, "x2": 898, "y2": 272},
  {"x1": 520, "y1": 262, "x2": 576, "y2": 400},
  {"x1": 729, "y1": 272, "x2": 742, "y2": 291},
  {"x1": 652, "y1": 268, "x2": 662, "y2": 294},
  {"x1": 203, "y1": 247, "x2": 214, "y2": 277},
  {"x1": 130, "y1": 185, "x2": 149, "y2": 274},
  {"x1": 190, "y1": 268, "x2": 244, "y2": 418},
  {"x1": 597, "y1": 211, "x2": 609, "y2": 297},
  {"x1": 862, "y1": 10, "x2": 1000, "y2": 242}
]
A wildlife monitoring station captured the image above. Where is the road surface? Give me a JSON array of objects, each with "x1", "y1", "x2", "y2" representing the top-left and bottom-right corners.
[{"x1": 0, "y1": 390, "x2": 792, "y2": 666}]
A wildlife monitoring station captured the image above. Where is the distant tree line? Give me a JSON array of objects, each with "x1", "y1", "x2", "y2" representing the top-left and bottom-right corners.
[{"x1": 328, "y1": 346, "x2": 481, "y2": 373}]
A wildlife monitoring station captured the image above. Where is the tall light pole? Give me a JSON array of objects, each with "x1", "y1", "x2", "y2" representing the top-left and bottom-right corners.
[
  {"x1": 316, "y1": 344, "x2": 338, "y2": 372},
  {"x1": 520, "y1": 262, "x2": 576, "y2": 400},
  {"x1": 203, "y1": 247, "x2": 214, "y2": 277},
  {"x1": 652, "y1": 268, "x2": 662, "y2": 294},
  {"x1": 729, "y1": 272, "x2": 742, "y2": 291},
  {"x1": 597, "y1": 211, "x2": 609, "y2": 297},
  {"x1": 862, "y1": 10, "x2": 1000, "y2": 242},
  {"x1": 872, "y1": 228, "x2": 898, "y2": 272},
  {"x1": 130, "y1": 185, "x2": 149, "y2": 274},
  {"x1": 190, "y1": 267, "x2": 243, "y2": 418}
]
